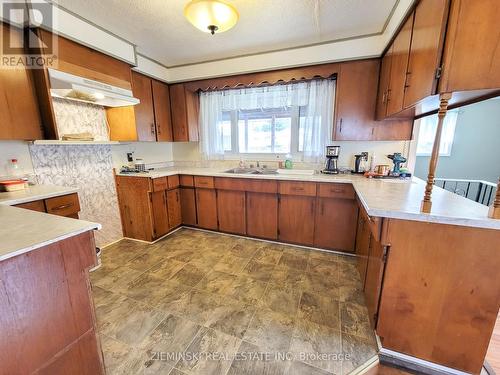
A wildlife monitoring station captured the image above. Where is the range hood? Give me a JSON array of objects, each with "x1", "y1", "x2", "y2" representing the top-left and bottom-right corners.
[{"x1": 48, "y1": 68, "x2": 140, "y2": 107}]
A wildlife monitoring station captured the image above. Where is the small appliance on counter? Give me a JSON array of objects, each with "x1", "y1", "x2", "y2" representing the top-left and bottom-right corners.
[
  {"x1": 365, "y1": 153, "x2": 412, "y2": 179},
  {"x1": 119, "y1": 166, "x2": 149, "y2": 174},
  {"x1": 321, "y1": 145, "x2": 340, "y2": 174},
  {"x1": 352, "y1": 152, "x2": 368, "y2": 174}
]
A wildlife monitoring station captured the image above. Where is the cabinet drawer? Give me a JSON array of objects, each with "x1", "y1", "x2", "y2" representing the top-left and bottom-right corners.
[
  {"x1": 194, "y1": 176, "x2": 215, "y2": 189},
  {"x1": 180, "y1": 175, "x2": 194, "y2": 187},
  {"x1": 279, "y1": 181, "x2": 317, "y2": 196},
  {"x1": 168, "y1": 175, "x2": 180, "y2": 189},
  {"x1": 14, "y1": 199, "x2": 46, "y2": 212},
  {"x1": 45, "y1": 193, "x2": 80, "y2": 217},
  {"x1": 214, "y1": 177, "x2": 277, "y2": 193},
  {"x1": 152, "y1": 177, "x2": 168, "y2": 192},
  {"x1": 317, "y1": 183, "x2": 355, "y2": 200}
]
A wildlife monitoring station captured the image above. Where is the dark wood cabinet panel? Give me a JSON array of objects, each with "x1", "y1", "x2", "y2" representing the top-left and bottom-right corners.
[
  {"x1": 131, "y1": 71, "x2": 156, "y2": 142},
  {"x1": 152, "y1": 80, "x2": 173, "y2": 142},
  {"x1": 246, "y1": 192, "x2": 278, "y2": 240},
  {"x1": 439, "y1": 0, "x2": 500, "y2": 92},
  {"x1": 278, "y1": 195, "x2": 315, "y2": 246},
  {"x1": 151, "y1": 191, "x2": 169, "y2": 239},
  {"x1": 403, "y1": 0, "x2": 449, "y2": 108},
  {"x1": 314, "y1": 198, "x2": 358, "y2": 252},
  {"x1": 195, "y1": 188, "x2": 218, "y2": 230},
  {"x1": 167, "y1": 189, "x2": 182, "y2": 229},
  {"x1": 364, "y1": 237, "x2": 386, "y2": 328},
  {"x1": 180, "y1": 187, "x2": 197, "y2": 226},
  {"x1": 217, "y1": 190, "x2": 246, "y2": 235},
  {"x1": 14, "y1": 200, "x2": 46, "y2": 212},
  {"x1": 0, "y1": 24, "x2": 43, "y2": 140},
  {"x1": 386, "y1": 13, "x2": 414, "y2": 116},
  {"x1": 170, "y1": 83, "x2": 199, "y2": 142},
  {"x1": 45, "y1": 193, "x2": 81, "y2": 218}
]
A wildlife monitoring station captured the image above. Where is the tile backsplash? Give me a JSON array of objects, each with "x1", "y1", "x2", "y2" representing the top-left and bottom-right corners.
[{"x1": 29, "y1": 144, "x2": 122, "y2": 247}]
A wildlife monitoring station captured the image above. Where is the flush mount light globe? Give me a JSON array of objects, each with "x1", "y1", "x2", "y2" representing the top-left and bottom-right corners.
[{"x1": 184, "y1": 0, "x2": 239, "y2": 35}]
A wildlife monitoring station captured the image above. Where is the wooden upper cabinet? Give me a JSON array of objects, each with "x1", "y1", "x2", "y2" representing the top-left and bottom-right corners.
[
  {"x1": 376, "y1": 47, "x2": 393, "y2": 120},
  {"x1": 335, "y1": 59, "x2": 380, "y2": 140},
  {"x1": 439, "y1": 0, "x2": 500, "y2": 92},
  {"x1": 131, "y1": 71, "x2": 156, "y2": 141},
  {"x1": 170, "y1": 83, "x2": 199, "y2": 142},
  {"x1": 0, "y1": 24, "x2": 43, "y2": 140},
  {"x1": 152, "y1": 80, "x2": 173, "y2": 142},
  {"x1": 403, "y1": 0, "x2": 449, "y2": 108},
  {"x1": 386, "y1": 12, "x2": 414, "y2": 116},
  {"x1": 335, "y1": 59, "x2": 413, "y2": 141}
]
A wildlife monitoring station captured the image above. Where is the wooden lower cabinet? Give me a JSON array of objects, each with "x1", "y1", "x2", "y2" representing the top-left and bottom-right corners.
[
  {"x1": 180, "y1": 187, "x2": 197, "y2": 225},
  {"x1": 14, "y1": 193, "x2": 81, "y2": 219},
  {"x1": 217, "y1": 190, "x2": 246, "y2": 235},
  {"x1": 167, "y1": 189, "x2": 182, "y2": 228},
  {"x1": 278, "y1": 195, "x2": 315, "y2": 246},
  {"x1": 151, "y1": 191, "x2": 169, "y2": 239},
  {"x1": 246, "y1": 192, "x2": 278, "y2": 240},
  {"x1": 314, "y1": 197, "x2": 358, "y2": 252},
  {"x1": 355, "y1": 214, "x2": 371, "y2": 286},
  {"x1": 364, "y1": 237, "x2": 387, "y2": 328},
  {"x1": 195, "y1": 188, "x2": 218, "y2": 230}
]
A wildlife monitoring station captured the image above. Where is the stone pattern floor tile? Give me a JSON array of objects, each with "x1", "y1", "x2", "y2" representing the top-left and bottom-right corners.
[{"x1": 90, "y1": 228, "x2": 377, "y2": 374}]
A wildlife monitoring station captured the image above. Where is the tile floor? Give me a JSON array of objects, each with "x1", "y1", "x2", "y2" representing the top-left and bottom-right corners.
[{"x1": 91, "y1": 228, "x2": 378, "y2": 375}]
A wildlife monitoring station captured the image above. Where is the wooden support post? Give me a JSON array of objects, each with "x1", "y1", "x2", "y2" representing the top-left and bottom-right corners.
[
  {"x1": 489, "y1": 178, "x2": 500, "y2": 219},
  {"x1": 421, "y1": 93, "x2": 452, "y2": 213}
]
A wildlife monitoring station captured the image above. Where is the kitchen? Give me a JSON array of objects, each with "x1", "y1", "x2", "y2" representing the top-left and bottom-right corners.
[{"x1": 0, "y1": 1, "x2": 499, "y2": 374}]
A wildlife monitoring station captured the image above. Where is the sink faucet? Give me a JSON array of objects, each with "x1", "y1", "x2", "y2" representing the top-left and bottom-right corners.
[{"x1": 256, "y1": 161, "x2": 260, "y2": 168}]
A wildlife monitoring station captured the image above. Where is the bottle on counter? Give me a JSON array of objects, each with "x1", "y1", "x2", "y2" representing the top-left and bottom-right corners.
[
  {"x1": 7, "y1": 159, "x2": 21, "y2": 177},
  {"x1": 284, "y1": 153, "x2": 293, "y2": 169}
]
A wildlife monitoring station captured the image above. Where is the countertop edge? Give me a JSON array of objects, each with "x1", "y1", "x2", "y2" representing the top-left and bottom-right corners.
[
  {"x1": 0, "y1": 186, "x2": 80, "y2": 206},
  {"x1": 0, "y1": 222, "x2": 101, "y2": 262}
]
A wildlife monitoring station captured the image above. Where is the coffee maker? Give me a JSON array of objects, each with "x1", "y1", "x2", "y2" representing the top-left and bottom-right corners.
[
  {"x1": 322, "y1": 146, "x2": 340, "y2": 174},
  {"x1": 352, "y1": 152, "x2": 368, "y2": 174}
]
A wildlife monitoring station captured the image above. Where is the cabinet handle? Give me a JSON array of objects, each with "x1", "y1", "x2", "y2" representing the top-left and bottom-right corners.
[
  {"x1": 330, "y1": 188, "x2": 344, "y2": 193},
  {"x1": 386, "y1": 89, "x2": 392, "y2": 102},
  {"x1": 52, "y1": 203, "x2": 72, "y2": 211},
  {"x1": 291, "y1": 187, "x2": 304, "y2": 191},
  {"x1": 321, "y1": 201, "x2": 324, "y2": 216},
  {"x1": 339, "y1": 118, "x2": 343, "y2": 133},
  {"x1": 150, "y1": 123, "x2": 156, "y2": 135},
  {"x1": 404, "y1": 71, "x2": 411, "y2": 89},
  {"x1": 382, "y1": 91, "x2": 387, "y2": 104}
]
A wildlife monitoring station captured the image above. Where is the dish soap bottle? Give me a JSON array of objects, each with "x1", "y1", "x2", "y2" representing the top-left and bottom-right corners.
[{"x1": 284, "y1": 153, "x2": 293, "y2": 169}]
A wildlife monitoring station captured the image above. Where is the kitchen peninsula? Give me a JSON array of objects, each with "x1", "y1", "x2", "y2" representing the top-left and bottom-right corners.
[
  {"x1": 0, "y1": 205, "x2": 103, "y2": 373},
  {"x1": 115, "y1": 168, "x2": 500, "y2": 374}
]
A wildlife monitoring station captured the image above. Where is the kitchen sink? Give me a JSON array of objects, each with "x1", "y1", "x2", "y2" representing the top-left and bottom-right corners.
[{"x1": 224, "y1": 168, "x2": 278, "y2": 175}]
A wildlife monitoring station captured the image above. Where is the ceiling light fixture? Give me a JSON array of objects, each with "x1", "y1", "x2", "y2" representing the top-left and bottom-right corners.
[{"x1": 184, "y1": 0, "x2": 239, "y2": 35}]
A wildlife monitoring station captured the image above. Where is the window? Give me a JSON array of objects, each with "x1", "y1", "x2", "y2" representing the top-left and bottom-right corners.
[
  {"x1": 218, "y1": 107, "x2": 303, "y2": 155},
  {"x1": 416, "y1": 110, "x2": 458, "y2": 156},
  {"x1": 199, "y1": 79, "x2": 335, "y2": 161}
]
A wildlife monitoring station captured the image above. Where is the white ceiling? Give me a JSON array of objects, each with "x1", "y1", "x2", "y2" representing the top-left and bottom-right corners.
[{"x1": 53, "y1": 0, "x2": 399, "y2": 67}]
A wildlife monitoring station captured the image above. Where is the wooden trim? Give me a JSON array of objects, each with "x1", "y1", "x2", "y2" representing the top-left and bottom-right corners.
[
  {"x1": 489, "y1": 177, "x2": 500, "y2": 219},
  {"x1": 184, "y1": 62, "x2": 341, "y2": 91},
  {"x1": 421, "y1": 92, "x2": 452, "y2": 212}
]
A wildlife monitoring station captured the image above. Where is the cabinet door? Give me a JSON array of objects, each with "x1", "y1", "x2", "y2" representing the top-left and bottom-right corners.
[
  {"x1": 217, "y1": 190, "x2": 246, "y2": 235},
  {"x1": 278, "y1": 195, "x2": 315, "y2": 246},
  {"x1": 0, "y1": 24, "x2": 43, "y2": 140},
  {"x1": 403, "y1": 0, "x2": 449, "y2": 108},
  {"x1": 314, "y1": 198, "x2": 358, "y2": 252},
  {"x1": 355, "y1": 215, "x2": 371, "y2": 286},
  {"x1": 180, "y1": 187, "x2": 197, "y2": 225},
  {"x1": 364, "y1": 237, "x2": 387, "y2": 328},
  {"x1": 170, "y1": 83, "x2": 199, "y2": 142},
  {"x1": 376, "y1": 46, "x2": 393, "y2": 120},
  {"x1": 386, "y1": 13, "x2": 414, "y2": 116},
  {"x1": 14, "y1": 200, "x2": 46, "y2": 212},
  {"x1": 335, "y1": 60, "x2": 380, "y2": 141},
  {"x1": 151, "y1": 191, "x2": 169, "y2": 239},
  {"x1": 167, "y1": 189, "x2": 182, "y2": 229},
  {"x1": 439, "y1": 0, "x2": 500, "y2": 92},
  {"x1": 152, "y1": 80, "x2": 173, "y2": 142},
  {"x1": 131, "y1": 71, "x2": 156, "y2": 141},
  {"x1": 247, "y1": 192, "x2": 278, "y2": 240},
  {"x1": 195, "y1": 188, "x2": 218, "y2": 230}
]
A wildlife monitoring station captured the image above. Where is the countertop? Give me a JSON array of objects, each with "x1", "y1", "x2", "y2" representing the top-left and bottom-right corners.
[
  {"x1": 0, "y1": 184, "x2": 79, "y2": 206},
  {"x1": 117, "y1": 167, "x2": 500, "y2": 230},
  {"x1": 0, "y1": 205, "x2": 100, "y2": 262}
]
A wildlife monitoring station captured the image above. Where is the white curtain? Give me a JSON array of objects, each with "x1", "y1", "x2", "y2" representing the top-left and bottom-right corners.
[{"x1": 199, "y1": 79, "x2": 335, "y2": 161}]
